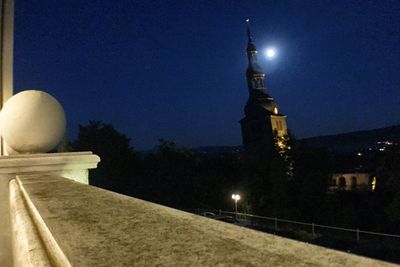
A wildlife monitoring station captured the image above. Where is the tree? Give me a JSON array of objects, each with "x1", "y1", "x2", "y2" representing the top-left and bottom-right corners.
[
  {"x1": 291, "y1": 144, "x2": 333, "y2": 222},
  {"x1": 136, "y1": 139, "x2": 198, "y2": 207},
  {"x1": 379, "y1": 144, "x2": 400, "y2": 224},
  {"x1": 273, "y1": 131, "x2": 295, "y2": 178},
  {"x1": 71, "y1": 120, "x2": 136, "y2": 193},
  {"x1": 242, "y1": 139, "x2": 295, "y2": 218}
]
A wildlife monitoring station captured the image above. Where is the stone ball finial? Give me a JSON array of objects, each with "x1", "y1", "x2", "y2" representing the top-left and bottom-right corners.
[{"x1": 0, "y1": 90, "x2": 66, "y2": 154}]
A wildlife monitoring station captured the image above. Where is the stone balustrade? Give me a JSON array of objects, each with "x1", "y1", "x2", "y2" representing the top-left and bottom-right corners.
[
  {"x1": 0, "y1": 152, "x2": 100, "y2": 266},
  {"x1": 3, "y1": 165, "x2": 397, "y2": 266}
]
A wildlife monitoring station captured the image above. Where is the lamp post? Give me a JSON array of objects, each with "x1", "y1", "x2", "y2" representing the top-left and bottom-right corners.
[{"x1": 231, "y1": 194, "x2": 240, "y2": 218}]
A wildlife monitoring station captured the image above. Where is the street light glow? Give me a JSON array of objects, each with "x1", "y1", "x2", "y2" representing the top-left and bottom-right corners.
[
  {"x1": 232, "y1": 194, "x2": 240, "y2": 200},
  {"x1": 232, "y1": 193, "x2": 241, "y2": 216}
]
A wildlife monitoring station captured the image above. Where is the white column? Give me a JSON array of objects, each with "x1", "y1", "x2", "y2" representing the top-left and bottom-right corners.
[
  {"x1": 0, "y1": 0, "x2": 14, "y2": 156},
  {"x1": 0, "y1": 3, "x2": 15, "y2": 264},
  {"x1": 0, "y1": 0, "x2": 13, "y2": 106}
]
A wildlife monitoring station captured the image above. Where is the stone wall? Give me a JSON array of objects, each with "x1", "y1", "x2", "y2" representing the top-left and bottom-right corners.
[{"x1": 5, "y1": 173, "x2": 397, "y2": 266}]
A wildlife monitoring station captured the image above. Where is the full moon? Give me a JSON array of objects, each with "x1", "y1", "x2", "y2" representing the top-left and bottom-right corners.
[{"x1": 265, "y1": 48, "x2": 277, "y2": 59}]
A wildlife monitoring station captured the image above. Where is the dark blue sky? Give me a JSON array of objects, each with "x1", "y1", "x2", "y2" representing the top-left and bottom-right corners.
[{"x1": 14, "y1": 0, "x2": 400, "y2": 149}]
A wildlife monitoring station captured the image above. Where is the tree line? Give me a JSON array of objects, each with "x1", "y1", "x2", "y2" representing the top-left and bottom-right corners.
[{"x1": 70, "y1": 120, "x2": 400, "y2": 234}]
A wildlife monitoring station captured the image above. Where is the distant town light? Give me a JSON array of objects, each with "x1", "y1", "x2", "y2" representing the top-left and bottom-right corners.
[{"x1": 357, "y1": 152, "x2": 362, "y2": 156}]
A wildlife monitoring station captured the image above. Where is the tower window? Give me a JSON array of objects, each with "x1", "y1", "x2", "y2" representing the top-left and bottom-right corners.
[
  {"x1": 252, "y1": 80, "x2": 257, "y2": 89},
  {"x1": 370, "y1": 176, "x2": 377, "y2": 191},
  {"x1": 251, "y1": 78, "x2": 265, "y2": 89}
]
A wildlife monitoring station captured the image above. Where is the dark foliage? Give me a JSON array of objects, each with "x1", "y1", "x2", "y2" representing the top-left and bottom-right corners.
[
  {"x1": 71, "y1": 121, "x2": 136, "y2": 194},
  {"x1": 72, "y1": 121, "x2": 400, "y2": 234}
]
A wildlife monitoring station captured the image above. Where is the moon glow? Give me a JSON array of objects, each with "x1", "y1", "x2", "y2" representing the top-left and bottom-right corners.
[{"x1": 265, "y1": 48, "x2": 277, "y2": 59}]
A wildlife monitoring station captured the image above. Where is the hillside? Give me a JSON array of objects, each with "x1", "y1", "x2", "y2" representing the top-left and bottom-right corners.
[
  {"x1": 139, "y1": 125, "x2": 400, "y2": 155},
  {"x1": 300, "y1": 125, "x2": 400, "y2": 154}
]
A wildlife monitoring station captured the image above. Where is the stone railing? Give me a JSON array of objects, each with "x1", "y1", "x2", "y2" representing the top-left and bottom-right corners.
[
  {"x1": 0, "y1": 152, "x2": 100, "y2": 267},
  {"x1": 4, "y1": 170, "x2": 398, "y2": 266}
]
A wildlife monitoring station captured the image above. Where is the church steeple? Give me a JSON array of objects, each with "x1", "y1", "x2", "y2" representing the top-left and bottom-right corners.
[
  {"x1": 240, "y1": 20, "x2": 288, "y2": 156},
  {"x1": 245, "y1": 19, "x2": 266, "y2": 91}
]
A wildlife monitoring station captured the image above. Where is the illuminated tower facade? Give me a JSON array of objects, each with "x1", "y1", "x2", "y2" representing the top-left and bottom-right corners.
[{"x1": 240, "y1": 21, "x2": 288, "y2": 155}]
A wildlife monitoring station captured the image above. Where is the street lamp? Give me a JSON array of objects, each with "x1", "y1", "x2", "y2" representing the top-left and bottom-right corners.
[{"x1": 231, "y1": 194, "x2": 240, "y2": 217}]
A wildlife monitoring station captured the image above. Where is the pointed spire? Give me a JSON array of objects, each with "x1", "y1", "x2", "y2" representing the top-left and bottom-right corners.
[
  {"x1": 246, "y1": 18, "x2": 253, "y2": 42},
  {"x1": 245, "y1": 18, "x2": 256, "y2": 52},
  {"x1": 245, "y1": 19, "x2": 266, "y2": 91}
]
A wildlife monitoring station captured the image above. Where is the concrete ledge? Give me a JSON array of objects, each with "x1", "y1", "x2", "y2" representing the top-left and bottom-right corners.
[
  {"x1": 0, "y1": 152, "x2": 100, "y2": 184},
  {"x1": 0, "y1": 174, "x2": 14, "y2": 267},
  {"x1": 9, "y1": 179, "x2": 51, "y2": 267},
  {"x1": 15, "y1": 174, "x2": 397, "y2": 266},
  {"x1": 14, "y1": 176, "x2": 72, "y2": 266}
]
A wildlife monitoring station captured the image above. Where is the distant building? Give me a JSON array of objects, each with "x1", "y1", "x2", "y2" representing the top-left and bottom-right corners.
[
  {"x1": 240, "y1": 21, "x2": 288, "y2": 156},
  {"x1": 330, "y1": 172, "x2": 376, "y2": 191}
]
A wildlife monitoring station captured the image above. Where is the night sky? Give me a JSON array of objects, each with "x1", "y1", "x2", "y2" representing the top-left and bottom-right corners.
[{"x1": 14, "y1": 0, "x2": 400, "y2": 149}]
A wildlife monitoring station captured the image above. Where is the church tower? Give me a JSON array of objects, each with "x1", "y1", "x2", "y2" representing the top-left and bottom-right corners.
[{"x1": 240, "y1": 20, "x2": 288, "y2": 155}]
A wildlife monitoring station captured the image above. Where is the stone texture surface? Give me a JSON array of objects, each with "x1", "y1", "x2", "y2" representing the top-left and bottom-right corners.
[
  {"x1": 18, "y1": 175, "x2": 398, "y2": 267},
  {"x1": 9, "y1": 179, "x2": 51, "y2": 267},
  {"x1": 0, "y1": 174, "x2": 14, "y2": 267}
]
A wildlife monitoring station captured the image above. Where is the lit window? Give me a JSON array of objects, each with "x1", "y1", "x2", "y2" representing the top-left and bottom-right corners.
[
  {"x1": 371, "y1": 177, "x2": 377, "y2": 191},
  {"x1": 274, "y1": 107, "x2": 278, "y2": 114}
]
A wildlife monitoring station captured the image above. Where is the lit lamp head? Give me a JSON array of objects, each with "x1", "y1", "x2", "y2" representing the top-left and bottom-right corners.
[{"x1": 231, "y1": 194, "x2": 241, "y2": 200}]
